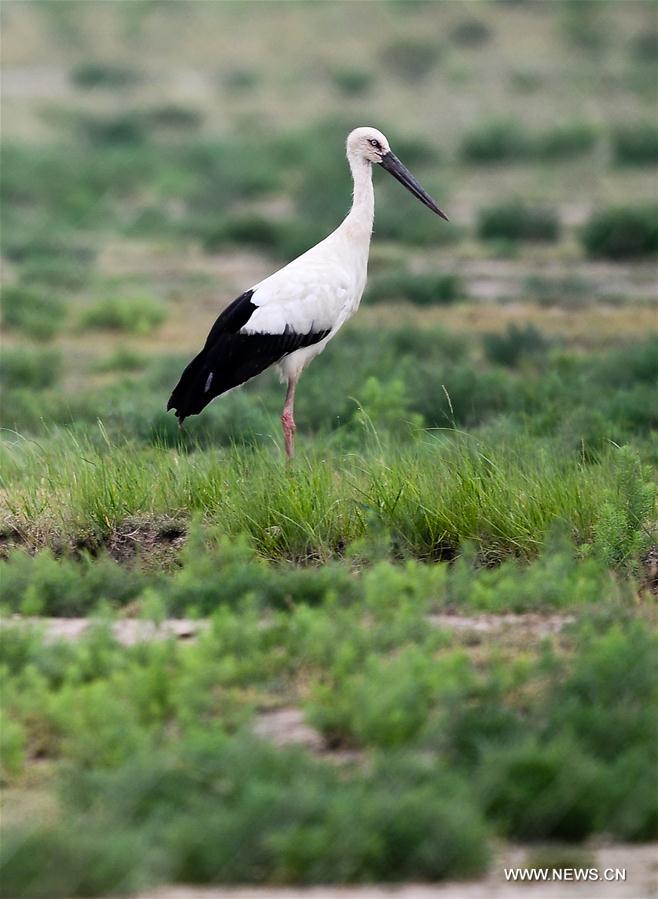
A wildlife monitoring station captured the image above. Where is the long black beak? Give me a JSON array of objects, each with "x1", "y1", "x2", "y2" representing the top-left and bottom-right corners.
[{"x1": 380, "y1": 151, "x2": 449, "y2": 221}]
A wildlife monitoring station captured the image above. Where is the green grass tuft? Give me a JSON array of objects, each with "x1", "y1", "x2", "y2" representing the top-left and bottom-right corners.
[
  {"x1": 79, "y1": 296, "x2": 167, "y2": 334},
  {"x1": 581, "y1": 206, "x2": 658, "y2": 259},
  {"x1": 1, "y1": 285, "x2": 67, "y2": 341},
  {"x1": 477, "y1": 201, "x2": 560, "y2": 242}
]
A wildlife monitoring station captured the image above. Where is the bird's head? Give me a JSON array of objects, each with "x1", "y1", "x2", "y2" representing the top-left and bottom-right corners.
[
  {"x1": 346, "y1": 126, "x2": 448, "y2": 222},
  {"x1": 347, "y1": 126, "x2": 392, "y2": 164}
]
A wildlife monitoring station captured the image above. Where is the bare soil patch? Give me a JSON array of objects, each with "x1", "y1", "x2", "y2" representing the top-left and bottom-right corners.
[{"x1": 1, "y1": 613, "x2": 576, "y2": 647}]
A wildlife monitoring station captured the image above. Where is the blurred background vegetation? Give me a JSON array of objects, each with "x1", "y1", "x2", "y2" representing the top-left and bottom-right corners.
[
  {"x1": 1, "y1": 0, "x2": 657, "y2": 454},
  {"x1": 1, "y1": 1, "x2": 657, "y2": 895}
]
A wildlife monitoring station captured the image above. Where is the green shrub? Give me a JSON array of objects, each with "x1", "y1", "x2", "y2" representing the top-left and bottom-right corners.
[
  {"x1": 38, "y1": 735, "x2": 488, "y2": 888},
  {"x1": 79, "y1": 297, "x2": 167, "y2": 334},
  {"x1": 603, "y1": 751, "x2": 658, "y2": 842},
  {"x1": 18, "y1": 254, "x2": 93, "y2": 292},
  {"x1": 331, "y1": 66, "x2": 373, "y2": 96},
  {"x1": 76, "y1": 112, "x2": 150, "y2": 147},
  {"x1": 148, "y1": 104, "x2": 204, "y2": 131},
  {"x1": 509, "y1": 69, "x2": 543, "y2": 94},
  {"x1": 201, "y1": 213, "x2": 330, "y2": 260},
  {"x1": 58, "y1": 680, "x2": 151, "y2": 769},
  {"x1": 0, "y1": 388, "x2": 57, "y2": 433},
  {"x1": 380, "y1": 38, "x2": 440, "y2": 82},
  {"x1": 461, "y1": 121, "x2": 596, "y2": 164},
  {"x1": 222, "y1": 67, "x2": 260, "y2": 92},
  {"x1": 612, "y1": 123, "x2": 658, "y2": 166},
  {"x1": 561, "y1": 0, "x2": 608, "y2": 52},
  {"x1": 389, "y1": 134, "x2": 441, "y2": 167},
  {"x1": 70, "y1": 61, "x2": 141, "y2": 89},
  {"x1": 203, "y1": 214, "x2": 283, "y2": 253},
  {"x1": 631, "y1": 30, "x2": 658, "y2": 62},
  {"x1": 449, "y1": 18, "x2": 492, "y2": 47},
  {"x1": 375, "y1": 193, "x2": 458, "y2": 247},
  {"x1": 455, "y1": 615, "x2": 658, "y2": 842},
  {"x1": 0, "y1": 824, "x2": 150, "y2": 897},
  {"x1": 1, "y1": 229, "x2": 89, "y2": 266},
  {"x1": 1, "y1": 543, "x2": 655, "y2": 898},
  {"x1": 534, "y1": 123, "x2": 597, "y2": 160},
  {"x1": 367, "y1": 269, "x2": 463, "y2": 305},
  {"x1": 0, "y1": 348, "x2": 61, "y2": 390},
  {"x1": 92, "y1": 347, "x2": 148, "y2": 373},
  {"x1": 482, "y1": 324, "x2": 551, "y2": 368},
  {"x1": 0, "y1": 549, "x2": 148, "y2": 616},
  {"x1": 1, "y1": 285, "x2": 67, "y2": 340},
  {"x1": 548, "y1": 618, "x2": 658, "y2": 764},
  {"x1": 3, "y1": 233, "x2": 95, "y2": 292},
  {"x1": 309, "y1": 648, "x2": 465, "y2": 749},
  {"x1": 351, "y1": 376, "x2": 424, "y2": 437},
  {"x1": 581, "y1": 205, "x2": 658, "y2": 259},
  {"x1": 446, "y1": 529, "x2": 621, "y2": 612},
  {"x1": 0, "y1": 714, "x2": 26, "y2": 783},
  {"x1": 589, "y1": 335, "x2": 658, "y2": 390},
  {"x1": 477, "y1": 200, "x2": 560, "y2": 242},
  {"x1": 593, "y1": 447, "x2": 655, "y2": 568},
  {"x1": 460, "y1": 120, "x2": 533, "y2": 163},
  {"x1": 271, "y1": 755, "x2": 489, "y2": 882},
  {"x1": 179, "y1": 139, "x2": 282, "y2": 213},
  {"x1": 480, "y1": 737, "x2": 608, "y2": 841},
  {"x1": 166, "y1": 526, "x2": 356, "y2": 616}
]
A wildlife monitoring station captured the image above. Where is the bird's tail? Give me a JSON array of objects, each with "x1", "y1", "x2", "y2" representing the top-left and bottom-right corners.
[{"x1": 166, "y1": 349, "x2": 214, "y2": 424}]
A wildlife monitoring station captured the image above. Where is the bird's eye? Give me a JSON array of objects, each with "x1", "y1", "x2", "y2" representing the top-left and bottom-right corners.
[{"x1": 369, "y1": 139, "x2": 382, "y2": 150}]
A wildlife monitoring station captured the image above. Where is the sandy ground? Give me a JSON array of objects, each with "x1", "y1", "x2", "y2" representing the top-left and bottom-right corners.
[
  {"x1": 130, "y1": 845, "x2": 658, "y2": 899},
  {"x1": 1, "y1": 613, "x2": 575, "y2": 646},
  {"x1": 1, "y1": 616, "x2": 208, "y2": 646}
]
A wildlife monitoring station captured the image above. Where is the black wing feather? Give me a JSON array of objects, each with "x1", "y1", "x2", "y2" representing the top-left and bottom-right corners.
[{"x1": 167, "y1": 290, "x2": 330, "y2": 423}]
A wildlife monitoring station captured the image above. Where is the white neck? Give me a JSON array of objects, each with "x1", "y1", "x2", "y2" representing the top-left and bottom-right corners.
[{"x1": 343, "y1": 154, "x2": 374, "y2": 244}]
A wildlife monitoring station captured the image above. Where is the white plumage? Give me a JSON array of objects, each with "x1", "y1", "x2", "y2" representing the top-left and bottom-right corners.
[{"x1": 168, "y1": 126, "x2": 448, "y2": 457}]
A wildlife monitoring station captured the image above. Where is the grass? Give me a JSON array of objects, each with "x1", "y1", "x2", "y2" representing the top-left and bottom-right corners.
[
  {"x1": 482, "y1": 323, "x2": 551, "y2": 368},
  {"x1": 1, "y1": 433, "x2": 654, "y2": 567},
  {"x1": 79, "y1": 296, "x2": 167, "y2": 334},
  {"x1": 92, "y1": 346, "x2": 148, "y2": 374},
  {"x1": 0, "y1": 520, "x2": 631, "y2": 619},
  {"x1": 0, "y1": 349, "x2": 62, "y2": 391},
  {"x1": 1, "y1": 285, "x2": 67, "y2": 341},
  {"x1": 2, "y1": 326, "x2": 656, "y2": 461}
]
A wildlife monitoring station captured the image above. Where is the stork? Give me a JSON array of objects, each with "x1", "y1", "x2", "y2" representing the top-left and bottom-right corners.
[{"x1": 167, "y1": 126, "x2": 448, "y2": 458}]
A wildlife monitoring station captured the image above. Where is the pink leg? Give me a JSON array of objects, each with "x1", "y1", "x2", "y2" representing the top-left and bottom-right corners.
[{"x1": 281, "y1": 379, "x2": 297, "y2": 459}]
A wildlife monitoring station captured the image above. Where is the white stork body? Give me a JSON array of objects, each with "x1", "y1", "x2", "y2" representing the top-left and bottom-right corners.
[
  {"x1": 250, "y1": 167, "x2": 373, "y2": 381},
  {"x1": 168, "y1": 126, "x2": 447, "y2": 457}
]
